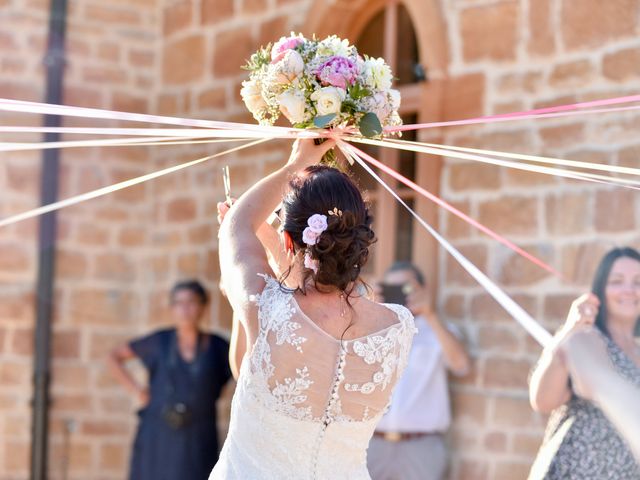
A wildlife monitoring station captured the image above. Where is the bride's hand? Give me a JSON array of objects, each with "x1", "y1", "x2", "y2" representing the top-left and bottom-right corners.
[
  {"x1": 217, "y1": 198, "x2": 237, "y2": 225},
  {"x1": 286, "y1": 138, "x2": 336, "y2": 171}
]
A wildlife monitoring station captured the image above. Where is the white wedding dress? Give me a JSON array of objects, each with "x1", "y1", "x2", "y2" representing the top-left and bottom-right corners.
[{"x1": 210, "y1": 275, "x2": 416, "y2": 480}]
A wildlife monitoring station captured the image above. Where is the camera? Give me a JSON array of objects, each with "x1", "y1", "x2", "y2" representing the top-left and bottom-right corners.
[
  {"x1": 162, "y1": 402, "x2": 193, "y2": 430},
  {"x1": 380, "y1": 283, "x2": 414, "y2": 306}
]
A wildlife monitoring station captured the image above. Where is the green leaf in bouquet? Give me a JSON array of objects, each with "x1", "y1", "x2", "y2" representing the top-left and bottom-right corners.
[
  {"x1": 359, "y1": 112, "x2": 382, "y2": 138},
  {"x1": 348, "y1": 83, "x2": 371, "y2": 100},
  {"x1": 313, "y1": 114, "x2": 337, "y2": 128},
  {"x1": 243, "y1": 44, "x2": 272, "y2": 71},
  {"x1": 341, "y1": 99, "x2": 357, "y2": 115},
  {"x1": 293, "y1": 120, "x2": 314, "y2": 129}
]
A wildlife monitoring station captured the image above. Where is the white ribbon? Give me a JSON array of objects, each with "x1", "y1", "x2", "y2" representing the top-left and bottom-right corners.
[
  {"x1": 338, "y1": 140, "x2": 553, "y2": 347},
  {"x1": 0, "y1": 139, "x2": 271, "y2": 228}
]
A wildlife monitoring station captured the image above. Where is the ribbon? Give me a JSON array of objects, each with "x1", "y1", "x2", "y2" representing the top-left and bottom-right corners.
[
  {"x1": 350, "y1": 138, "x2": 640, "y2": 190},
  {"x1": 0, "y1": 139, "x2": 270, "y2": 228},
  {"x1": 338, "y1": 140, "x2": 553, "y2": 347},
  {"x1": 388, "y1": 95, "x2": 640, "y2": 132},
  {"x1": 416, "y1": 141, "x2": 640, "y2": 177},
  {"x1": 342, "y1": 141, "x2": 563, "y2": 278},
  {"x1": 0, "y1": 98, "x2": 300, "y2": 134},
  {"x1": 0, "y1": 136, "x2": 254, "y2": 152}
]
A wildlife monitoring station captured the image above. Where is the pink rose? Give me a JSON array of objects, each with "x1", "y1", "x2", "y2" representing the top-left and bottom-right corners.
[
  {"x1": 273, "y1": 50, "x2": 304, "y2": 84},
  {"x1": 271, "y1": 35, "x2": 305, "y2": 63},
  {"x1": 302, "y1": 227, "x2": 321, "y2": 245},
  {"x1": 307, "y1": 214, "x2": 328, "y2": 233},
  {"x1": 315, "y1": 56, "x2": 358, "y2": 89},
  {"x1": 304, "y1": 252, "x2": 319, "y2": 273}
]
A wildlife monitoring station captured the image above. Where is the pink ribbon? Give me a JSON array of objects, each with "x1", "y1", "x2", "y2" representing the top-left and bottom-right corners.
[
  {"x1": 338, "y1": 141, "x2": 553, "y2": 347},
  {"x1": 387, "y1": 94, "x2": 640, "y2": 132},
  {"x1": 344, "y1": 142, "x2": 564, "y2": 279}
]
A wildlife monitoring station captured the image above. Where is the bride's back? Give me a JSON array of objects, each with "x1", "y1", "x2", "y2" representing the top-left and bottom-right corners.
[
  {"x1": 212, "y1": 275, "x2": 415, "y2": 479},
  {"x1": 246, "y1": 165, "x2": 416, "y2": 422},
  {"x1": 247, "y1": 275, "x2": 415, "y2": 423},
  {"x1": 294, "y1": 287, "x2": 401, "y2": 341}
]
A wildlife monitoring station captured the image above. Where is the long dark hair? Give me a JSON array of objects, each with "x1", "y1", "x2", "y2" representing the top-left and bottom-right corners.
[
  {"x1": 280, "y1": 165, "x2": 376, "y2": 298},
  {"x1": 591, "y1": 247, "x2": 640, "y2": 336}
]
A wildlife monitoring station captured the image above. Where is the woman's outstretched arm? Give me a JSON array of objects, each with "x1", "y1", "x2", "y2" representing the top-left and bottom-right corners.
[
  {"x1": 529, "y1": 293, "x2": 600, "y2": 413},
  {"x1": 528, "y1": 344, "x2": 571, "y2": 413}
]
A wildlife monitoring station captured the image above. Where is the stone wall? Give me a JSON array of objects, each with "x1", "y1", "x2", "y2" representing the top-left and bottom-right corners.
[
  {"x1": 438, "y1": 1, "x2": 640, "y2": 478},
  {"x1": 0, "y1": 0, "x2": 638, "y2": 479}
]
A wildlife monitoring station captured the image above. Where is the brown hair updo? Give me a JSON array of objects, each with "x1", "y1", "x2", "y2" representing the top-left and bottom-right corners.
[{"x1": 281, "y1": 165, "x2": 376, "y2": 294}]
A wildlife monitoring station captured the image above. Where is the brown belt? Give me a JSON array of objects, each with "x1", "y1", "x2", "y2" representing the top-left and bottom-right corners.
[{"x1": 373, "y1": 431, "x2": 438, "y2": 442}]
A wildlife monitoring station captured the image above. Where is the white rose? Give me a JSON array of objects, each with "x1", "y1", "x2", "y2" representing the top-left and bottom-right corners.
[
  {"x1": 311, "y1": 86, "x2": 345, "y2": 116},
  {"x1": 240, "y1": 79, "x2": 266, "y2": 114},
  {"x1": 277, "y1": 89, "x2": 307, "y2": 124},
  {"x1": 317, "y1": 36, "x2": 351, "y2": 57},
  {"x1": 274, "y1": 50, "x2": 304, "y2": 84},
  {"x1": 362, "y1": 58, "x2": 393, "y2": 90}
]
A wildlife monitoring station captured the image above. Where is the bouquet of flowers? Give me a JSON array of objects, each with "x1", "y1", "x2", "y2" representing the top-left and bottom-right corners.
[{"x1": 241, "y1": 33, "x2": 402, "y2": 163}]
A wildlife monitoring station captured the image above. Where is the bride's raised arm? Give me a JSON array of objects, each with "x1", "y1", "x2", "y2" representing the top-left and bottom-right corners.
[{"x1": 218, "y1": 139, "x2": 335, "y2": 324}]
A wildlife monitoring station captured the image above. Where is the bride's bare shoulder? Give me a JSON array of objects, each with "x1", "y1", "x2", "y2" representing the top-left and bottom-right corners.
[{"x1": 355, "y1": 297, "x2": 406, "y2": 330}]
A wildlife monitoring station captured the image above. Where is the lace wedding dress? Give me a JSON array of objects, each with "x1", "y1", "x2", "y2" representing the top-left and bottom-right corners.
[{"x1": 209, "y1": 275, "x2": 416, "y2": 480}]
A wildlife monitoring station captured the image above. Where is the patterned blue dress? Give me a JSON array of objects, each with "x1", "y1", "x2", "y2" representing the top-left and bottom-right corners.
[{"x1": 529, "y1": 336, "x2": 640, "y2": 479}]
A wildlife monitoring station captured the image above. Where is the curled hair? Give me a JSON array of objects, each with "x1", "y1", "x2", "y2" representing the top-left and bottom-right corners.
[
  {"x1": 281, "y1": 165, "x2": 376, "y2": 295},
  {"x1": 591, "y1": 246, "x2": 640, "y2": 337}
]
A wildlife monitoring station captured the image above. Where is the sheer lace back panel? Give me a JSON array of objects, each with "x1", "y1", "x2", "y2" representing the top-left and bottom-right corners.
[{"x1": 246, "y1": 274, "x2": 416, "y2": 424}]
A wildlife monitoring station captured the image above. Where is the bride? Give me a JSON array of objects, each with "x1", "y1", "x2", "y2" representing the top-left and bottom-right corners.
[{"x1": 211, "y1": 139, "x2": 416, "y2": 479}]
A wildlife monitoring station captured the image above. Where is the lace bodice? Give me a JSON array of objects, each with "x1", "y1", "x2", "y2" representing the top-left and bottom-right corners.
[{"x1": 210, "y1": 274, "x2": 416, "y2": 480}]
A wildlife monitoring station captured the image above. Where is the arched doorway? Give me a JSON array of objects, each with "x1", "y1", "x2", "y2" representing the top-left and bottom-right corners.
[{"x1": 304, "y1": 0, "x2": 448, "y2": 293}]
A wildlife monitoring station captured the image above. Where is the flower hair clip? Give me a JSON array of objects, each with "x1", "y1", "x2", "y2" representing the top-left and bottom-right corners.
[
  {"x1": 304, "y1": 252, "x2": 319, "y2": 273},
  {"x1": 302, "y1": 213, "x2": 328, "y2": 274},
  {"x1": 328, "y1": 207, "x2": 343, "y2": 217},
  {"x1": 302, "y1": 213, "x2": 328, "y2": 246}
]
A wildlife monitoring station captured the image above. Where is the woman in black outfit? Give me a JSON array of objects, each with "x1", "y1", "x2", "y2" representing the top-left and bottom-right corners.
[{"x1": 108, "y1": 280, "x2": 232, "y2": 480}]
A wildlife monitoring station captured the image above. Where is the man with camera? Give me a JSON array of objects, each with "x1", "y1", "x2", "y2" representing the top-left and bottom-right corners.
[{"x1": 368, "y1": 262, "x2": 471, "y2": 480}]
